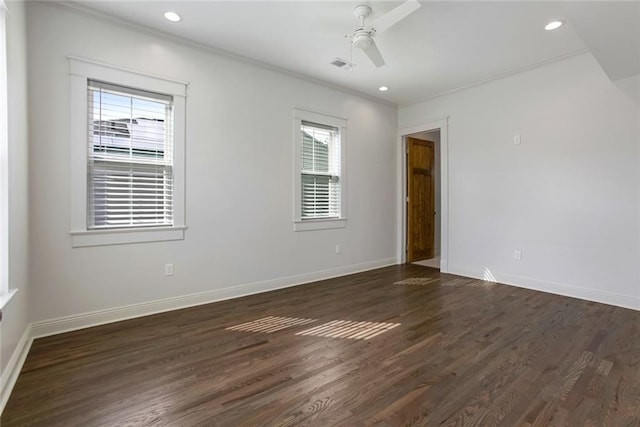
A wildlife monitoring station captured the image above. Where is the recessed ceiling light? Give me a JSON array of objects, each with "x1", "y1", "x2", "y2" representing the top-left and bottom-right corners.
[
  {"x1": 164, "y1": 11, "x2": 181, "y2": 22},
  {"x1": 379, "y1": 86, "x2": 389, "y2": 92},
  {"x1": 545, "y1": 21, "x2": 563, "y2": 31}
]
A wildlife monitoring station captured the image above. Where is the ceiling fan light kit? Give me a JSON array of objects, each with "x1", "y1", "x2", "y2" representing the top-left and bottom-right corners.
[{"x1": 346, "y1": 0, "x2": 421, "y2": 68}]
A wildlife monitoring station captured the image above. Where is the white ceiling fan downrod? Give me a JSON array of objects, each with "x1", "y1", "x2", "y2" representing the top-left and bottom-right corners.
[{"x1": 352, "y1": 5, "x2": 373, "y2": 49}]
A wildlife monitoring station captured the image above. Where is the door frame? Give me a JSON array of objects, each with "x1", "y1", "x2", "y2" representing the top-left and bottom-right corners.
[{"x1": 397, "y1": 118, "x2": 449, "y2": 272}]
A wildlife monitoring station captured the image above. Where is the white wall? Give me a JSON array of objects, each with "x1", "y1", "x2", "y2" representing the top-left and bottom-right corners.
[
  {"x1": 27, "y1": 2, "x2": 397, "y2": 323},
  {"x1": 1, "y1": 0, "x2": 30, "y2": 384},
  {"x1": 399, "y1": 53, "x2": 640, "y2": 309},
  {"x1": 614, "y1": 74, "x2": 640, "y2": 106}
]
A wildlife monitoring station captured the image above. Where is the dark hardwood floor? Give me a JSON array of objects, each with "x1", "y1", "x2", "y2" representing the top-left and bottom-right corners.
[{"x1": 3, "y1": 265, "x2": 640, "y2": 426}]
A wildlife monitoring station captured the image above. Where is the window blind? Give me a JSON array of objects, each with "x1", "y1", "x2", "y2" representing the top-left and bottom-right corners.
[
  {"x1": 300, "y1": 121, "x2": 341, "y2": 219},
  {"x1": 87, "y1": 80, "x2": 174, "y2": 229}
]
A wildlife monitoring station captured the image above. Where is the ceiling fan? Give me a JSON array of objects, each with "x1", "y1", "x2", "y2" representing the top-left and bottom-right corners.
[{"x1": 347, "y1": 0, "x2": 421, "y2": 68}]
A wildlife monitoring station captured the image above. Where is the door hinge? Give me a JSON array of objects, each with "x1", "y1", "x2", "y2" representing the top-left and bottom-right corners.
[{"x1": 406, "y1": 196, "x2": 409, "y2": 202}]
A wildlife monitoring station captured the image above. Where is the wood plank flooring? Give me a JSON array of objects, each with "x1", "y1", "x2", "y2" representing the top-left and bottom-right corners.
[{"x1": 2, "y1": 265, "x2": 640, "y2": 426}]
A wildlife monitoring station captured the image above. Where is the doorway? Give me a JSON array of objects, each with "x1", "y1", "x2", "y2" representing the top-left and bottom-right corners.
[
  {"x1": 406, "y1": 131, "x2": 440, "y2": 268},
  {"x1": 397, "y1": 118, "x2": 448, "y2": 272}
]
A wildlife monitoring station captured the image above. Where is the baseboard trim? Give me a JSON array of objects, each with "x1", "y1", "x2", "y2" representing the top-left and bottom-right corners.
[
  {"x1": 1, "y1": 324, "x2": 33, "y2": 414},
  {"x1": 448, "y1": 265, "x2": 640, "y2": 311},
  {"x1": 31, "y1": 257, "x2": 397, "y2": 339}
]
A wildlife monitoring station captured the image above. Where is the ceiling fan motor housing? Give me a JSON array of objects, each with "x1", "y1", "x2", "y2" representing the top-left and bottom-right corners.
[{"x1": 352, "y1": 30, "x2": 373, "y2": 49}]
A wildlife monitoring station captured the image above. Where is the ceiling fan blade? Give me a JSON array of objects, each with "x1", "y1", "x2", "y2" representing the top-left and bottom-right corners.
[
  {"x1": 370, "y1": 0, "x2": 421, "y2": 34},
  {"x1": 361, "y1": 39, "x2": 385, "y2": 67}
]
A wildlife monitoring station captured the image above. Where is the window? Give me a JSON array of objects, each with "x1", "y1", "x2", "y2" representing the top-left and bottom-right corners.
[
  {"x1": 87, "y1": 80, "x2": 173, "y2": 229},
  {"x1": 69, "y1": 58, "x2": 187, "y2": 247},
  {"x1": 293, "y1": 109, "x2": 346, "y2": 231},
  {"x1": 301, "y1": 121, "x2": 340, "y2": 219}
]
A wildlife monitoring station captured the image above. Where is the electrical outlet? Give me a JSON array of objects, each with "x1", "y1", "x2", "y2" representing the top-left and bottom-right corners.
[
  {"x1": 164, "y1": 263, "x2": 174, "y2": 276},
  {"x1": 513, "y1": 134, "x2": 522, "y2": 145},
  {"x1": 335, "y1": 244, "x2": 341, "y2": 254},
  {"x1": 513, "y1": 250, "x2": 522, "y2": 261}
]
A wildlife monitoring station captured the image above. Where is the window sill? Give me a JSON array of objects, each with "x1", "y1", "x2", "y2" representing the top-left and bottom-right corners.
[
  {"x1": 294, "y1": 218, "x2": 347, "y2": 232},
  {"x1": 0, "y1": 288, "x2": 18, "y2": 311},
  {"x1": 70, "y1": 225, "x2": 186, "y2": 247}
]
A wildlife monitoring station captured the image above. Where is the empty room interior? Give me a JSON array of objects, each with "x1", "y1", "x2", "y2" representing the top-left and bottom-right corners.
[{"x1": 0, "y1": 0, "x2": 639, "y2": 425}]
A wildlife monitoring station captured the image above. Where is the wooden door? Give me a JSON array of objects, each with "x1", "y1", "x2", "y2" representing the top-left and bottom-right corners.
[{"x1": 406, "y1": 137, "x2": 435, "y2": 262}]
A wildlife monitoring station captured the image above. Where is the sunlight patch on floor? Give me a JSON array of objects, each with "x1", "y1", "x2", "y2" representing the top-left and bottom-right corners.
[
  {"x1": 412, "y1": 256, "x2": 440, "y2": 269},
  {"x1": 226, "y1": 316, "x2": 317, "y2": 333},
  {"x1": 296, "y1": 320, "x2": 400, "y2": 340}
]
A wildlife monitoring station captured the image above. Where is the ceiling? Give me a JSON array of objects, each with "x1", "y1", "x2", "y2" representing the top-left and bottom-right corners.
[{"x1": 70, "y1": 1, "x2": 638, "y2": 106}]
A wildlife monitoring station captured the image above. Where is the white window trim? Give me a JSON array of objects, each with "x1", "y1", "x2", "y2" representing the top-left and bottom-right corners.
[
  {"x1": 0, "y1": 0, "x2": 9, "y2": 296},
  {"x1": 0, "y1": 288, "x2": 17, "y2": 310},
  {"x1": 292, "y1": 107, "x2": 347, "y2": 232},
  {"x1": 69, "y1": 57, "x2": 188, "y2": 247}
]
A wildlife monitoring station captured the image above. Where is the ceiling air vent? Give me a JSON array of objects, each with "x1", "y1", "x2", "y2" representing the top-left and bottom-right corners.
[{"x1": 331, "y1": 58, "x2": 354, "y2": 70}]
